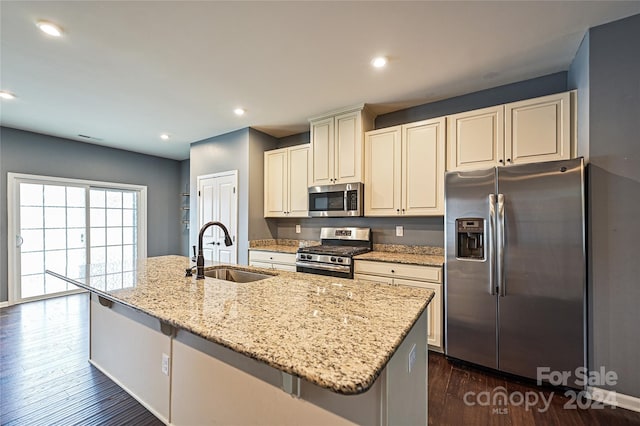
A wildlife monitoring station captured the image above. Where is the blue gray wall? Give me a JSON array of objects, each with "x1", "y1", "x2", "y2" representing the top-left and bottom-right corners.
[
  {"x1": 0, "y1": 127, "x2": 184, "y2": 303},
  {"x1": 581, "y1": 13, "x2": 640, "y2": 398},
  {"x1": 189, "y1": 128, "x2": 278, "y2": 265},
  {"x1": 568, "y1": 33, "x2": 590, "y2": 162},
  {"x1": 272, "y1": 73, "x2": 568, "y2": 247}
]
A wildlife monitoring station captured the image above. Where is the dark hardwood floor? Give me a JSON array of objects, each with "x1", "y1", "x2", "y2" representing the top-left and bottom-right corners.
[
  {"x1": 0, "y1": 293, "x2": 163, "y2": 426},
  {"x1": 429, "y1": 352, "x2": 640, "y2": 425},
  {"x1": 2, "y1": 293, "x2": 639, "y2": 425}
]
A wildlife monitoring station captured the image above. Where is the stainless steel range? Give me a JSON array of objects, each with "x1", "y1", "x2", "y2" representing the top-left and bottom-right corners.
[{"x1": 296, "y1": 227, "x2": 372, "y2": 279}]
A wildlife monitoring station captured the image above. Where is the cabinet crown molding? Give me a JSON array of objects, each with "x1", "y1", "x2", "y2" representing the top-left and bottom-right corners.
[{"x1": 308, "y1": 103, "x2": 368, "y2": 123}]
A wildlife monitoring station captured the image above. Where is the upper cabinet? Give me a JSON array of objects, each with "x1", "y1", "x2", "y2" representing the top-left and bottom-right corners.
[
  {"x1": 309, "y1": 105, "x2": 373, "y2": 186},
  {"x1": 264, "y1": 144, "x2": 310, "y2": 218},
  {"x1": 447, "y1": 91, "x2": 575, "y2": 171},
  {"x1": 365, "y1": 118, "x2": 445, "y2": 216}
]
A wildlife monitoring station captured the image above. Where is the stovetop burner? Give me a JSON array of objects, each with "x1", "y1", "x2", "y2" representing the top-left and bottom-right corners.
[{"x1": 297, "y1": 244, "x2": 371, "y2": 257}]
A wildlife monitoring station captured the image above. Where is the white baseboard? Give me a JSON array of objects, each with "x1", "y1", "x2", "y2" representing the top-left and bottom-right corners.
[
  {"x1": 588, "y1": 386, "x2": 640, "y2": 413},
  {"x1": 0, "y1": 301, "x2": 9, "y2": 308}
]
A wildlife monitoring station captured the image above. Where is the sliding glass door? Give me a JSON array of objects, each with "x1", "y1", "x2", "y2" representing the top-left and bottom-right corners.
[
  {"x1": 18, "y1": 183, "x2": 87, "y2": 299},
  {"x1": 8, "y1": 174, "x2": 146, "y2": 304}
]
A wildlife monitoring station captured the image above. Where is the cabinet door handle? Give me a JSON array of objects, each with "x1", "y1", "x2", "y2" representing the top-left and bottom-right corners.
[
  {"x1": 499, "y1": 159, "x2": 504, "y2": 164},
  {"x1": 506, "y1": 158, "x2": 511, "y2": 163},
  {"x1": 391, "y1": 269, "x2": 395, "y2": 273},
  {"x1": 396, "y1": 209, "x2": 400, "y2": 214}
]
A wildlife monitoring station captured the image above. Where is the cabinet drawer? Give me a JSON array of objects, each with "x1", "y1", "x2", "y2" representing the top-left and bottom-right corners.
[
  {"x1": 354, "y1": 273, "x2": 394, "y2": 285},
  {"x1": 249, "y1": 250, "x2": 296, "y2": 265},
  {"x1": 249, "y1": 261, "x2": 273, "y2": 269},
  {"x1": 354, "y1": 260, "x2": 441, "y2": 283}
]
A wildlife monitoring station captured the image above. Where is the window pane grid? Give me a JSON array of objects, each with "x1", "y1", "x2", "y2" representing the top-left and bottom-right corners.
[
  {"x1": 19, "y1": 184, "x2": 87, "y2": 296},
  {"x1": 18, "y1": 182, "x2": 139, "y2": 301},
  {"x1": 89, "y1": 189, "x2": 138, "y2": 275}
]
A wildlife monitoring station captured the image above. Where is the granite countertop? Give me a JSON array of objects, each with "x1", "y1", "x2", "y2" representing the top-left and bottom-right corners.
[
  {"x1": 248, "y1": 239, "x2": 318, "y2": 254},
  {"x1": 47, "y1": 255, "x2": 433, "y2": 395},
  {"x1": 354, "y1": 251, "x2": 445, "y2": 267}
]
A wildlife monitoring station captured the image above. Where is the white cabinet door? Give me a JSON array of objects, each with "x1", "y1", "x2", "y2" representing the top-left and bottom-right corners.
[
  {"x1": 394, "y1": 278, "x2": 442, "y2": 349},
  {"x1": 287, "y1": 145, "x2": 310, "y2": 217},
  {"x1": 310, "y1": 117, "x2": 334, "y2": 186},
  {"x1": 264, "y1": 145, "x2": 309, "y2": 218},
  {"x1": 310, "y1": 106, "x2": 371, "y2": 186},
  {"x1": 334, "y1": 110, "x2": 363, "y2": 184},
  {"x1": 264, "y1": 148, "x2": 288, "y2": 217},
  {"x1": 364, "y1": 126, "x2": 401, "y2": 216},
  {"x1": 354, "y1": 259, "x2": 443, "y2": 351},
  {"x1": 447, "y1": 105, "x2": 504, "y2": 171},
  {"x1": 365, "y1": 118, "x2": 445, "y2": 217},
  {"x1": 505, "y1": 91, "x2": 571, "y2": 165},
  {"x1": 402, "y1": 118, "x2": 445, "y2": 216}
]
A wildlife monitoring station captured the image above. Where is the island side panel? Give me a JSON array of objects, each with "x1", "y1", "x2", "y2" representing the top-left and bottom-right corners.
[
  {"x1": 171, "y1": 329, "x2": 384, "y2": 425},
  {"x1": 89, "y1": 294, "x2": 171, "y2": 423},
  {"x1": 385, "y1": 306, "x2": 428, "y2": 425}
]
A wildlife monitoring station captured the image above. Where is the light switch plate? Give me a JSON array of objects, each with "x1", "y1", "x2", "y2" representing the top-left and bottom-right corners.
[
  {"x1": 396, "y1": 226, "x2": 404, "y2": 237},
  {"x1": 295, "y1": 224, "x2": 301, "y2": 234}
]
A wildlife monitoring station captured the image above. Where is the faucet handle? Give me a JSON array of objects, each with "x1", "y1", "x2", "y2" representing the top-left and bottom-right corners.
[{"x1": 185, "y1": 267, "x2": 193, "y2": 277}]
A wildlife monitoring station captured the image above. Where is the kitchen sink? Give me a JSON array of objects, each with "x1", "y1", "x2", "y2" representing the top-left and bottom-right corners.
[{"x1": 204, "y1": 268, "x2": 273, "y2": 283}]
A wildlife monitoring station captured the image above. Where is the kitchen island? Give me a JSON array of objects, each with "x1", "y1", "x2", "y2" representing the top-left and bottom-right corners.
[{"x1": 47, "y1": 255, "x2": 434, "y2": 425}]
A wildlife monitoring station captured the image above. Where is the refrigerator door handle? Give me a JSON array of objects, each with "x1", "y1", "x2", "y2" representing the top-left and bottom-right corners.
[
  {"x1": 497, "y1": 193, "x2": 506, "y2": 297},
  {"x1": 488, "y1": 194, "x2": 496, "y2": 295}
]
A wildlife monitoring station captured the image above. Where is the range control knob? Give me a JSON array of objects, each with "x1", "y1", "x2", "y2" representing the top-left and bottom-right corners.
[
  {"x1": 337, "y1": 258, "x2": 344, "y2": 263},
  {"x1": 330, "y1": 257, "x2": 336, "y2": 262}
]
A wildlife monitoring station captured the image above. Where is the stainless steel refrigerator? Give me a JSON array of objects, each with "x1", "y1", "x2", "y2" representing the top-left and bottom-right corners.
[{"x1": 444, "y1": 158, "x2": 586, "y2": 387}]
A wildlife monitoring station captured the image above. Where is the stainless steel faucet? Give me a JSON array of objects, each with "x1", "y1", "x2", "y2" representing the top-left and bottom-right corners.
[{"x1": 195, "y1": 221, "x2": 233, "y2": 279}]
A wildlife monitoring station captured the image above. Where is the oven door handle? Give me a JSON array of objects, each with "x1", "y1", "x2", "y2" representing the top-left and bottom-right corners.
[{"x1": 295, "y1": 261, "x2": 351, "y2": 273}]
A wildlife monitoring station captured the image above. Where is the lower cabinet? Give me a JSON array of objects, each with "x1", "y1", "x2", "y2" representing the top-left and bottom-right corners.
[
  {"x1": 354, "y1": 260, "x2": 443, "y2": 351},
  {"x1": 249, "y1": 250, "x2": 297, "y2": 272}
]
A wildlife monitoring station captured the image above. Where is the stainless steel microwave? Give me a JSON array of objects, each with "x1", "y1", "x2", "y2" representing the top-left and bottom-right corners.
[{"x1": 308, "y1": 183, "x2": 363, "y2": 217}]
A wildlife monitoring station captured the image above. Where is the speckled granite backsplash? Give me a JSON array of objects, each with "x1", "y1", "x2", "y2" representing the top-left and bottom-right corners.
[
  {"x1": 250, "y1": 239, "x2": 319, "y2": 248},
  {"x1": 372, "y1": 244, "x2": 444, "y2": 256},
  {"x1": 250, "y1": 239, "x2": 442, "y2": 255}
]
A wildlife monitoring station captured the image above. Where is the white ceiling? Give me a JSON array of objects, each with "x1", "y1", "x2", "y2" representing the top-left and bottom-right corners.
[{"x1": 2, "y1": 1, "x2": 639, "y2": 161}]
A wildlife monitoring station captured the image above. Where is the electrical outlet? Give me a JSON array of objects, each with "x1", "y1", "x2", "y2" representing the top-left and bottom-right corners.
[
  {"x1": 408, "y1": 343, "x2": 416, "y2": 373},
  {"x1": 161, "y1": 353, "x2": 170, "y2": 376},
  {"x1": 295, "y1": 224, "x2": 301, "y2": 234},
  {"x1": 396, "y1": 226, "x2": 404, "y2": 237}
]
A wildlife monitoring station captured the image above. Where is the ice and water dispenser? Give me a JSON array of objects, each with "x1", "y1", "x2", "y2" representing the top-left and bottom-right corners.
[{"x1": 456, "y1": 218, "x2": 485, "y2": 260}]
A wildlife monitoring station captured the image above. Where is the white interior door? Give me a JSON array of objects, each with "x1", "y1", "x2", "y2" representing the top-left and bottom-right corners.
[{"x1": 198, "y1": 171, "x2": 238, "y2": 264}]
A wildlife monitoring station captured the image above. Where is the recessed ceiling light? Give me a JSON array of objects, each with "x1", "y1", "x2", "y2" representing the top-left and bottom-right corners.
[
  {"x1": 36, "y1": 20, "x2": 63, "y2": 37},
  {"x1": 160, "y1": 134, "x2": 170, "y2": 140},
  {"x1": 0, "y1": 91, "x2": 16, "y2": 100},
  {"x1": 371, "y1": 56, "x2": 388, "y2": 68},
  {"x1": 234, "y1": 108, "x2": 246, "y2": 116}
]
